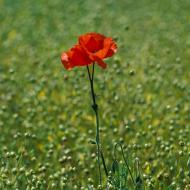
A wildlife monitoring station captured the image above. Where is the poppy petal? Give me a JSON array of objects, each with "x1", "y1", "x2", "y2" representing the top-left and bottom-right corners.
[
  {"x1": 61, "y1": 44, "x2": 92, "y2": 70},
  {"x1": 92, "y1": 55, "x2": 107, "y2": 69},
  {"x1": 61, "y1": 52, "x2": 72, "y2": 70}
]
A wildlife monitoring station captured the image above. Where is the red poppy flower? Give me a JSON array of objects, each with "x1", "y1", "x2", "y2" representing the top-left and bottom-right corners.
[
  {"x1": 61, "y1": 44, "x2": 92, "y2": 70},
  {"x1": 79, "y1": 32, "x2": 117, "y2": 68},
  {"x1": 61, "y1": 32, "x2": 117, "y2": 70}
]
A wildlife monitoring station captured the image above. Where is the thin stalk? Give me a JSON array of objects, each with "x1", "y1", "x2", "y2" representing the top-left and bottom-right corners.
[
  {"x1": 114, "y1": 143, "x2": 135, "y2": 186},
  {"x1": 120, "y1": 145, "x2": 135, "y2": 186},
  {"x1": 87, "y1": 65, "x2": 102, "y2": 185},
  {"x1": 91, "y1": 62, "x2": 95, "y2": 83},
  {"x1": 100, "y1": 149, "x2": 108, "y2": 177},
  {"x1": 86, "y1": 64, "x2": 108, "y2": 185}
]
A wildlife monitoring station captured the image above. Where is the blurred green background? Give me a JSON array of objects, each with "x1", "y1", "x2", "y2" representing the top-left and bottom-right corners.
[{"x1": 0, "y1": 0, "x2": 190, "y2": 189}]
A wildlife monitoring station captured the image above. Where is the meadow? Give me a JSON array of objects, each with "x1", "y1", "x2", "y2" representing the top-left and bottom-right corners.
[{"x1": 0, "y1": 0, "x2": 190, "y2": 189}]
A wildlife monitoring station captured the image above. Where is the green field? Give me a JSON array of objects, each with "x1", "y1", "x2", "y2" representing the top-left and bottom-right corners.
[{"x1": 0, "y1": 0, "x2": 190, "y2": 189}]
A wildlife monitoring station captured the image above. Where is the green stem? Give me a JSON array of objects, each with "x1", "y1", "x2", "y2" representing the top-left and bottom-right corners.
[
  {"x1": 86, "y1": 64, "x2": 108, "y2": 186},
  {"x1": 100, "y1": 149, "x2": 108, "y2": 177},
  {"x1": 114, "y1": 142, "x2": 135, "y2": 186}
]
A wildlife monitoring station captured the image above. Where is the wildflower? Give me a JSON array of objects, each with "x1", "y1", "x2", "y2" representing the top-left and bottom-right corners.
[{"x1": 61, "y1": 32, "x2": 117, "y2": 70}]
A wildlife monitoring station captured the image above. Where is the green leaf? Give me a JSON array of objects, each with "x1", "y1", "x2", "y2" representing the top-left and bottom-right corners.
[
  {"x1": 112, "y1": 159, "x2": 119, "y2": 174},
  {"x1": 88, "y1": 139, "x2": 96, "y2": 145},
  {"x1": 135, "y1": 175, "x2": 143, "y2": 190}
]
